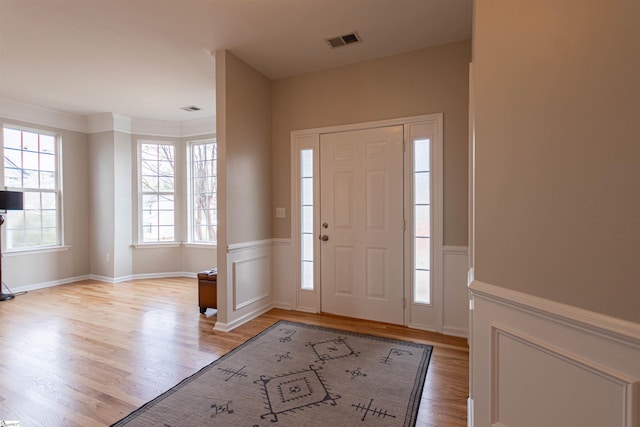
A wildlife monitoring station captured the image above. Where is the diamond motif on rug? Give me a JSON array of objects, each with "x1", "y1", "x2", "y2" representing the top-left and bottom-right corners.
[{"x1": 255, "y1": 365, "x2": 340, "y2": 422}]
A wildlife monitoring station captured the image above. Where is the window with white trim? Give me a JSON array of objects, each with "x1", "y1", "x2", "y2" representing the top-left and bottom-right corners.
[
  {"x1": 2, "y1": 126, "x2": 61, "y2": 249},
  {"x1": 413, "y1": 138, "x2": 431, "y2": 304},
  {"x1": 139, "y1": 142, "x2": 175, "y2": 242},
  {"x1": 189, "y1": 140, "x2": 217, "y2": 243},
  {"x1": 300, "y1": 149, "x2": 314, "y2": 290}
]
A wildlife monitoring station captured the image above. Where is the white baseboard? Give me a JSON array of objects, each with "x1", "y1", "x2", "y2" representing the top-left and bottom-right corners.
[
  {"x1": 213, "y1": 303, "x2": 274, "y2": 332},
  {"x1": 442, "y1": 325, "x2": 469, "y2": 338},
  {"x1": 272, "y1": 302, "x2": 293, "y2": 310},
  {"x1": 12, "y1": 271, "x2": 198, "y2": 289},
  {"x1": 9, "y1": 274, "x2": 91, "y2": 293},
  {"x1": 90, "y1": 271, "x2": 195, "y2": 284}
]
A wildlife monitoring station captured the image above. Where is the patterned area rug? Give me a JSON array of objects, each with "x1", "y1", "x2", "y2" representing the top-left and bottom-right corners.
[{"x1": 111, "y1": 320, "x2": 433, "y2": 427}]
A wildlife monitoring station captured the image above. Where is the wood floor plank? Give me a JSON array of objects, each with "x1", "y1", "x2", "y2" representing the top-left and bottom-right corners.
[{"x1": 0, "y1": 278, "x2": 468, "y2": 426}]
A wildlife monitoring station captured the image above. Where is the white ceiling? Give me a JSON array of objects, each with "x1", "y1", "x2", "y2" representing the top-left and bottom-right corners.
[{"x1": 0, "y1": 0, "x2": 472, "y2": 122}]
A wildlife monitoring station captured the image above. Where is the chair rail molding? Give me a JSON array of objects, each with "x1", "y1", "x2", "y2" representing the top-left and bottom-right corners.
[{"x1": 469, "y1": 280, "x2": 640, "y2": 427}]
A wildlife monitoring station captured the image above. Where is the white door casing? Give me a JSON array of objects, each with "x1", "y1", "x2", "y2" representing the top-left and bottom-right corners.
[{"x1": 319, "y1": 126, "x2": 404, "y2": 325}]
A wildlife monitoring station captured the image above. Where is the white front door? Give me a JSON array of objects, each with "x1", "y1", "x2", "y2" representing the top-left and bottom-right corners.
[{"x1": 319, "y1": 126, "x2": 404, "y2": 324}]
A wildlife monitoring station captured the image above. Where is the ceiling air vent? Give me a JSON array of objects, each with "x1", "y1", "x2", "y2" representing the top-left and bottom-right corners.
[
  {"x1": 326, "y1": 32, "x2": 362, "y2": 49},
  {"x1": 181, "y1": 105, "x2": 201, "y2": 112}
]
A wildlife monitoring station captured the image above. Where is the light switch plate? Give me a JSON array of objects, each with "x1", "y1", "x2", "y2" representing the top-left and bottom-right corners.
[{"x1": 276, "y1": 207, "x2": 286, "y2": 218}]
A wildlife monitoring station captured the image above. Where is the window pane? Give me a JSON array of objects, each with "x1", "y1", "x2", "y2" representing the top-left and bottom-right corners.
[
  {"x1": 302, "y1": 177, "x2": 313, "y2": 205},
  {"x1": 159, "y1": 176, "x2": 174, "y2": 192},
  {"x1": 414, "y1": 139, "x2": 430, "y2": 172},
  {"x1": 42, "y1": 227, "x2": 57, "y2": 245},
  {"x1": 143, "y1": 225, "x2": 157, "y2": 241},
  {"x1": 40, "y1": 153, "x2": 56, "y2": 172},
  {"x1": 413, "y1": 138, "x2": 431, "y2": 305},
  {"x1": 24, "y1": 192, "x2": 41, "y2": 210},
  {"x1": 143, "y1": 210, "x2": 158, "y2": 226},
  {"x1": 414, "y1": 172, "x2": 430, "y2": 205},
  {"x1": 415, "y1": 205, "x2": 430, "y2": 237},
  {"x1": 22, "y1": 132, "x2": 38, "y2": 151},
  {"x1": 190, "y1": 141, "x2": 216, "y2": 243},
  {"x1": 42, "y1": 193, "x2": 56, "y2": 210},
  {"x1": 23, "y1": 169, "x2": 39, "y2": 188},
  {"x1": 5, "y1": 148, "x2": 21, "y2": 168},
  {"x1": 300, "y1": 148, "x2": 314, "y2": 291},
  {"x1": 302, "y1": 206, "x2": 313, "y2": 233},
  {"x1": 3, "y1": 128, "x2": 22, "y2": 149},
  {"x1": 158, "y1": 226, "x2": 174, "y2": 241},
  {"x1": 414, "y1": 269, "x2": 431, "y2": 304},
  {"x1": 23, "y1": 150, "x2": 38, "y2": 171},
  {"x1": 40, "y1": 171, "x2": 56, "y2": 189},
  {"x1": 40, "y1": 135, "x2": 55, "y2": 154},
  {"x1": 158, "y1": 195, "x2": 174, "y2": 210},
  {"x1": 5, "y1": 168, "x2": 22, "y2": 187},
  {"x1": 3, "y1": 127, "x2": 60, "y2": 249},
  {"x1": 415, "y1": 237, "x2": 430, "y2": 270},
  {"x1": 8, "y1": 229, "x2": 25, "y2": 248},
  {"x1": 139, "y1": 142, "x2": 175, "y2": 243},
  {"x1": 158, "y1": 211, "x2": 173, "y2": 226},
  {"x1": 42, "y1": 210, "x2": 57, "y2": 227},
  {"x1": 302, "y1": 261, "x2": 314, "y2": 290},
  {"x1": 302, "y1": 233, "x2": 314, "y2": 261},
  {"x1": 25, "y1": 210, "x2": 41, "y2": 228}
]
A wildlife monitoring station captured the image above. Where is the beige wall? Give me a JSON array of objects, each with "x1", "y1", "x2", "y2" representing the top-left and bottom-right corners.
[
  {"x1": 220, "y1": 51, "x2": 273, "y2": 245},
  {"x1": 89, "y1": 131, "x2": 115, "y2": 278},
  {"x1": 1, "y1": 119, "x2": 91, "y2": 286},
  {"x1": 271, "y1": 40, "x2": 471, "y2": 246},
  {"x1": 473, "y1": 0, "x2": 640, "y2": 322},
  {"x1": 113, "y1": 130, "x2": 132, "y2": 278}
]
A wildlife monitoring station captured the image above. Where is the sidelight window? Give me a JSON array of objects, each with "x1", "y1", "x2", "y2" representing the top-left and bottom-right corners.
[{"x1": 413, "y1": 138, "x2": 431, "y2": 304}]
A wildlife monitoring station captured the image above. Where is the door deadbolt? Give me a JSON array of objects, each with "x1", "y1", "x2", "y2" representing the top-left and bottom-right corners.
[{"x1": 322, "y1": 222, "x2": 329, "y2": 229}]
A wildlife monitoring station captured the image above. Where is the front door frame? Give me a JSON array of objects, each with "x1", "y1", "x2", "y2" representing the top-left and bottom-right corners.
[{"x1": 290, "y1": 113, "x2": 443, "y2": 330}]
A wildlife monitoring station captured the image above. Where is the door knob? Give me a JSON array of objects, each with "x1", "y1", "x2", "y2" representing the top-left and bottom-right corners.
[{"x1": 320, "y1": 235, "x2": 329, "y2": 241}]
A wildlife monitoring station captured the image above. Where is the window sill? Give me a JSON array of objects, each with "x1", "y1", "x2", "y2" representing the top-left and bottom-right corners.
[
  {"x1": 132, "y1": 243, "x2": 181, "y2": 249},
  {"x1": 132, "y1": 242, "x2": 217, "y2": 249},
  {"x1": 182, "y1": 242, "x2": 217, "y2": 249},
  {"x1": 4, "y1": 245, "x2": 71, "y2": 257}
]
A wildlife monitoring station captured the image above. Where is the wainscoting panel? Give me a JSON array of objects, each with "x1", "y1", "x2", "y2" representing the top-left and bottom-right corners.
[
  {"x1": 215, "y1": 240, "x2": 273, "y2": 332},
  {"x1": 232, "y1": 255, "x2": 270, "y2": 310},
  {"x1": 442, "y1": 246, "x2": 469, "y2": 337},
  {"x1": 271, "y1": 238, "x2": 294, "y2": 310},
  {"x1": 469, "y1": 280, "x2": 640, "y2": 427}
]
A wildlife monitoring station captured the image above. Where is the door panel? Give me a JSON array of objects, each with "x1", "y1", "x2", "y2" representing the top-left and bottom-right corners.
[{"x1": 320, "y1": 125, "x2": 404, "y2": 325}]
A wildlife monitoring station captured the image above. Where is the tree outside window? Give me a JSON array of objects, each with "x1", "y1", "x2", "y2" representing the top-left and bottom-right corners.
[
  {"x1": 140, "y1": 143, "x2": 175, "y2": 242},
  {"x1": 190, "y1": 141, "x2": 216, "y2": 243}
]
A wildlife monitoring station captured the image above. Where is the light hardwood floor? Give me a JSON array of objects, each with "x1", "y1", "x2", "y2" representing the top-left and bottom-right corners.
[{"x1": 0, "y1": 278, "x2": 468, "y2": 426}]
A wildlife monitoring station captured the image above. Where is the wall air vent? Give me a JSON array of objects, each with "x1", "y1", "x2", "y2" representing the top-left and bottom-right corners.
[
  {"x1": 326, "y1": 32, "x2": 362, "y2": 48},
  {"x1": 181, "y1": 105, "x2": 201, "y2": 112}
]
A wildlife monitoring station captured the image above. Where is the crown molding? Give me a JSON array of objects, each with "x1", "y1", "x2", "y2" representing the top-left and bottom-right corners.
[
  {"x1": 87, "y1": 113, "x2": 132, "y2": 134},
  {"x1": 181, "y1": 116, "x2": 216, "y2": 138},
  {"x1": 0, "y1": 98, "x2": 215, "y2": 138},
  {"x1": 0, "y1": 97, "x2": 88, "y2": 133},
  {"x1": 130, "y1": 116, "x2": 215, "y2": 138}
]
